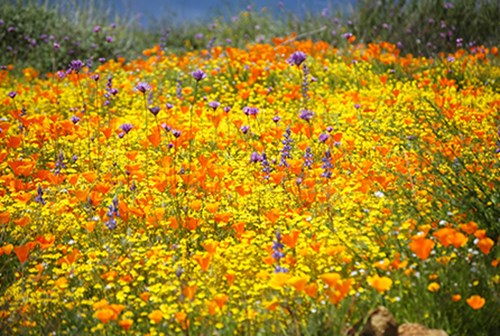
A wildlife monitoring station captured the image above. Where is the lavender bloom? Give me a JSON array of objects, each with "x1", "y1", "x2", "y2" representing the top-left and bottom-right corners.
[
  {"x1": 93, "y1": 25, "x2": 101, "y2": 33},
  {"x1": 287, "y1": 51, "x2": 307, "y2": 66},
  {"x1": 272, "y1": 115, "x2": 281, "y2": 123},
  {"x1": 7, "y1": 91, "x2": 16, "y2": 99},
  {"x1": 243, "y1": 106, "x2": 259, "y2": 116},
  {"x1": 208, "y1": 101, "x2": 220, "y2": 110},
  {"x1": 321, "y1": 150, "x2": 333, "y2": 178},
  {"x1": 172, "y1": 129, "x2": 182, "y2": 138},
  {"x1": 326, "y1": 126, "x2": 333, "y2": 132},
  {"x1": 161, "y1": 123, "x2": 171, "y2": 132},
  {"x1": 98, "y1": 57, "x2": 106, "y2": 63},
  {"x1": 68, "y1": 59, "x2": 84, "y2": 73},
  {"x1": 53, "y1": 42, "x2": 60, "y2": 50},
  {"x1": 250, "y1": 151, "x2": 262, "y2": 163},
  {"x1": 223, "y1": 106, "x2": 231, "y2": 113},
  {"x1": 166, "y1": 103, "x2": 174, "y2": 109},
  {"x1": 105, "y1": 36, "x2": 113, "y2": 43},
  {"x1": 279, "y1": 127, "x2": 293, "y2": 167},
  {"x1": 319, "y1": 132, "x2": 330, "y2": 143},
  {"x1": 105, "y1": 198, "x2": 120, "y2": 229},
  {"x1": 35, "y1": 185, "x2": 46, "y2": 205},
  {"x1": 149, "y1": 106, "x2": 160, "y2": 116},
  {"x1": 240, "y1": 125, "x2": 250, "y2": 134},
  {"x1": 303, "y1": 147, "x2": 313, "y2": 169},
  {"x1": 192, "y1": 69, "x2": 207, "y2": 81},
  {"x1": 120, "y1": 123, "x2": 133, "y2": 134},
  {"x1": 135, "y1": 82, "x2": 151, "y2": 94},
  {"x1": 299, "y1": 109, "x2": 314, "y2": 121},
  {"x1": 72, "y1": 155, "x2": 78, "y2": 162}
]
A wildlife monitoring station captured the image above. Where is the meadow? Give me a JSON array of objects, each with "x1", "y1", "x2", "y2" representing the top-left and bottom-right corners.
[{"x1": 0, "y1": 1, "x2": 499, "y2": 335}]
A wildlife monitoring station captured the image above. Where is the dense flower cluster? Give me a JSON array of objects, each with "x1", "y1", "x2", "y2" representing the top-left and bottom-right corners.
[{"x1": 0, "y1": 39, "x2": 498, "y2": 335}]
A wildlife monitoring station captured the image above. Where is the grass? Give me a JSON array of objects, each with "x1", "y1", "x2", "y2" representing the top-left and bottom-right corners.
[{"x1": 0, "y1": 1, "x2": 499, "y2": 335}]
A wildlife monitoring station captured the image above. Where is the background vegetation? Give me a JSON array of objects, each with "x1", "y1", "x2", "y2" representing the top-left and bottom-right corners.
[{"x1": 1, "y1": 0, "x2": 499, "y2": 73}]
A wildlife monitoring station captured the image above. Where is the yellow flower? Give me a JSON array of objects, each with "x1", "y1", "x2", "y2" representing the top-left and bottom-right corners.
[{"x1": 368, "y1": 275, "x2": 393, "y2": 293}]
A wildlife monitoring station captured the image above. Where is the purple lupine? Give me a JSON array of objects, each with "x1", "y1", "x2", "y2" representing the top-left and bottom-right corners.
[
  {"x1": 261, "y1": 151, "x2": 271, "y2": 180},
  {"x1": 7, "y1": 91, "x2": 16, "y2": 99},
  {"x1": 279, "y1": 126, "x2": 293, "y2": 167},
  {"x1": 192, "y1": 69, "x2": 207, "y2": 81},
  {"x1": 272, "y1": 231, "x2": 288, "y2": 273},
  {"x1": 105, "y1": 197, "x2": 119, "y2": 230},
  {"x1": 149, "y1": 106, "x2": 160, "y2": 116},
  {"x1": 321, "y1": 149, "x2": 333, "y2": 178},
  {"x1": 208, "y1": 101, "x2": 220, "y2": 110},
  {"x1": 54, "y1": 151, "x2": 66, "y2": 175},
  {"x1": 299, "y1": 109, "x2": 314, "y2": 121},
  {"x1": 176, "y1": 80, "x2": 183, "y2": 99},
  {"x1": 287, "y1": 51, "x2": 307, "y2": 66},
  {"x1": 35, "y1": 185, "x2": 46, "y2": 205},
  {"x1": 243, "y1": 106, "x2": 259, "y2": 116},
  {"x1": 135, "y1": 82, "x2": 151, "y2": 94},
  {"x1": 303, "y1": 147, "x2": 313, "y2": 169},
  {"x1": 250, "y1": 151, "x2": 262, "y2": 163}
]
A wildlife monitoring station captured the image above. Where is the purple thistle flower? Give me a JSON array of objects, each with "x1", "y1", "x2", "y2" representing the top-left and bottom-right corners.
[
  {"x1": 120, "y1": 123, "x2": 133, "y2": 134},
  {"x1": 319, "y1": 132, "x2": 329, "y2": 143},
  {"x1": 192, "y1": 69, "x2": 207, "y2": 81},
  {"x1": 53, "y1": 42, "x2": 60, "y2": 50},
  {"x1": 240, "y1": 125, "x2": 250, "y2": 134},
  {"x1": 135, "y1": 82, "x2": 151, "y2": 94},
  {"x1": 287, "y1": 51, "x2": 307, "y2": 66},
  {"x1": 243, "y1": 106, "x2": 259, "y2": 116},
  {"x1": 105, "y1": 36, "x2": 113, "y2": 43},
  {"x1": 149, "y1": 106, "x2": 160, "y2": 116},
  {"x1": 208, "y1": 101, "x2": 220, "y2": 110},
  {"x1": 7, "y1": 91, "x2": 16, "y2": 99},
  {"x1": 250, "y1": 151, "x2": 262, "y2": 163},
  {"x1": 68, "y1": 59, "x2": 84, "y2": 73},
  {"x1": 93, "y1": 25, "x2": 101, "y2": 33},
  {"x1": 299, "y1": 109, "x2": 314, "y2": 121}
]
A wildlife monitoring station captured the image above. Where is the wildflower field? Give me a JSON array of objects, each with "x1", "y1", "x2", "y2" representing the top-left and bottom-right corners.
[{"x1": 0, "y1": 20, "x2": 499, "y2": 336}]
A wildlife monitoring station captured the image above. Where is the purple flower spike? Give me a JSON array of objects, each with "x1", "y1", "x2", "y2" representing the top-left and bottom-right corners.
[
  {"x1": 299, "y1": 109, "x2": 314, "y2": 121},
  {"x1": 192, "y1": 69, "x2": 207, "y2": 81},
  {"x1": 208, "y1": 101, "x2": 220, "y2": 110},
  {"x1": 287, "y1": 51, "x2": 307, "y2": 66},
  {"x1": 135, "y1": 82, "x2": 151, "y2": 94},
  {"x1": 120, "y1": 123, "x2": 133, "y2": 134}
]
